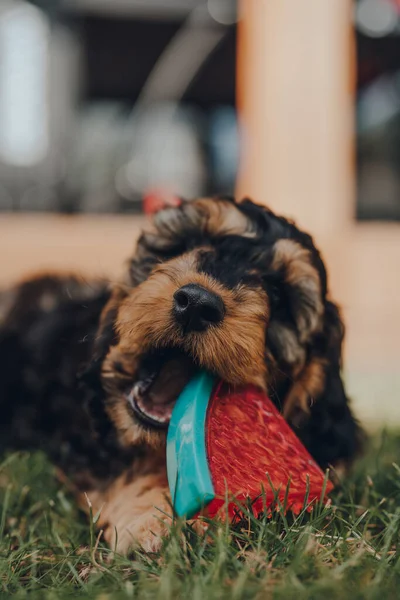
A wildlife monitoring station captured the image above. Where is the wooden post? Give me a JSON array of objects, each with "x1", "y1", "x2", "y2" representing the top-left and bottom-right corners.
[{"x1": 236, "y1": 0, "x2": 355, "y2": 237}]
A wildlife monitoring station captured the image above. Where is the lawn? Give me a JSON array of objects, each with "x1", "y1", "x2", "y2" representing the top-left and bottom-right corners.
[{"x1": 0, "y1": 432, "x2": 399, "y2": 599}]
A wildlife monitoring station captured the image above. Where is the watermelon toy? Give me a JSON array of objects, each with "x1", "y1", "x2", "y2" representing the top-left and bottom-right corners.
[{"x1": 167, "y1": 372, "x2": 333, "y2": 520}]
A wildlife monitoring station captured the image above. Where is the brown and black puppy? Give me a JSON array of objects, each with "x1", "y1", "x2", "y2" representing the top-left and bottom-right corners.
[{"x1": 0, "y1": 197, "x2": 363, "y2": 553}]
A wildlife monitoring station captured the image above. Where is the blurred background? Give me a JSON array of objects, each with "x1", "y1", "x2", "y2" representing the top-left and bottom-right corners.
[{"x1": 0, "y1": 0, "x2": 399, "y2": 425}]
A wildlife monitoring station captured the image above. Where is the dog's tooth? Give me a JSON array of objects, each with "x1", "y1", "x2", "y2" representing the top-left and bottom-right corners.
[{"x1": 132, "y1": 382, "x2": 142, "y2": 398}]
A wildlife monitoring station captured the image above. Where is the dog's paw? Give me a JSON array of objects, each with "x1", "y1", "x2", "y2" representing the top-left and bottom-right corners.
[
  {"x1": 122, "y1": 511, "x2": 170, "y2": 554},
  {"x1": 102, "y1": 504, "x2": 172, "y2": 555},
  {"x1": 86, "y1": 474, "x2": 173, "y2": 555}
]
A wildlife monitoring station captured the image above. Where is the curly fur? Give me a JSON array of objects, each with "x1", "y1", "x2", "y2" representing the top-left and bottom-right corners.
[{"x1": 0, "y1": 197, "x2": 364, "y2": 554}]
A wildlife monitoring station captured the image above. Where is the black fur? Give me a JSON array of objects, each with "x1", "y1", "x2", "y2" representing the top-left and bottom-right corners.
[{"x1": 0, "y1": 275, "x2": 134, "y2": 489}]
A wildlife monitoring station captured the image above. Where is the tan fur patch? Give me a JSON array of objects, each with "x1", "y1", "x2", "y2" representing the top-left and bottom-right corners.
[
  {"x1": 145, "y1": 198, "x2": 254, "y2": 251},
  {"x1": 267, "y1": 239, "x2": 324, "y2": 371},
  {"x1": 82, "y1": 467, "x2": 171, "y2": 554},
  {"x1": 271, "y1": 239, "x2": 323, "y2": 342},
  {"x1": 192, "y1": 197, "x2": 255, "y2": 237},
  {"x1": 283, "y1": 358, "x2": 327, "y2": 423},
  {"x1": 268, "y1": 327, "x2": 307, "y2": 372}
]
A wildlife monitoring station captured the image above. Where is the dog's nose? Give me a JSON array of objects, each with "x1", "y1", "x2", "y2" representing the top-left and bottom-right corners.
[{"x1": 173, "y1": 284, "x2": 225, "y2": 332}]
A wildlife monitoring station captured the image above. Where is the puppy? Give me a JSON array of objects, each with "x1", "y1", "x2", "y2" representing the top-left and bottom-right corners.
[{"x1": 0, "y1": 197, "x2": 363, "y2": 553}]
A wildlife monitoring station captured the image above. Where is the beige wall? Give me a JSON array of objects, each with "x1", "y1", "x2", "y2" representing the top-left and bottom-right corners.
[{"x1": 0, "y1": 214, "x2": 144, "y2": 285}]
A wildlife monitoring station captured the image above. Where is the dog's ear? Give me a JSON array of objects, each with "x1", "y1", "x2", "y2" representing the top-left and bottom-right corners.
[
  {"x1": 287, "y1": 301, "x2": 365, "y2": 469},
  {"x1": 282, "y1": 299, "x2": 343, "y2": 422},
  {"x1": 294, "y1": 361, "x2": 365, "y2": 469},
  {"x1": 265, "y1": 239, "x2": 324, "y2": 371}
]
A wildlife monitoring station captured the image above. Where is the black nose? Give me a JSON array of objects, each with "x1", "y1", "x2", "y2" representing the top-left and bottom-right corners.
[{"x1": 173, "y1": 284, "x2": 225, "y2": 333}]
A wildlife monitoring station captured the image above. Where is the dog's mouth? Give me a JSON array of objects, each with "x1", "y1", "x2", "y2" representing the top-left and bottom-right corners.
[{"x1": 127, "y1": 348, "x2": 196, "y2": 429}]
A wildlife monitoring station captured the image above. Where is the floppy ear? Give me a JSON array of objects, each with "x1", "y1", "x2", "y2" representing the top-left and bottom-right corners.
[
  {"x1": 296, "y1": 363, "x2": 364, "y2": 470},
  {"x1": 266, "y1": 238, "x2": 324, "y2": 371},
  {"x1": 265, "y1": 240, "x2": 364, "y2": 469},
  {"x1": 287, "y1": 301, "x2": 365, "y2": 469}
]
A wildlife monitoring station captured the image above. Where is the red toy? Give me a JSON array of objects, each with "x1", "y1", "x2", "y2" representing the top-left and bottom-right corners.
[
  {"x1": 167, "y1": 372, "x2": 333, "y2": 520},
  {"x1": 205, "y1": 381, "x2": 333, "y2": 518},
  {"x1": 145, "y1": 195, "x2": 334, "y2": 518}
]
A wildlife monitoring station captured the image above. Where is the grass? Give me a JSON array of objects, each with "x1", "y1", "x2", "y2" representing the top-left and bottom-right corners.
[{"x1": 1, "y1": 432, "x2": 400, "y2": 599}]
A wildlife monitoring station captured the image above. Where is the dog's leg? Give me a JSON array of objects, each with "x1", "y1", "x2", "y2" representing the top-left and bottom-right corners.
[{"x1": 84, "y1": 470, "x2": 172, "y2": 554}]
